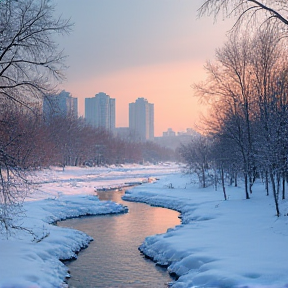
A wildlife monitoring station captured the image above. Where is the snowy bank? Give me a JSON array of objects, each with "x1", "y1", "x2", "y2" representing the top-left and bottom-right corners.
[
  {"x1": 0, "y1": 164, "x2": 179, "y2": 288},
  {"x1": 0, "y1": 195, "x2": 127, "y2": 288},
  {"x1": 123, "y1": 173, "x2": 288, "y2": 288}
]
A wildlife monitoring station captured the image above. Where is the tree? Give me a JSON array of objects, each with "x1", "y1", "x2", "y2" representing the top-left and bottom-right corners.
[
  {"x1": 180, "y1": 135, "x2": 212, "y2": 188},
  {"x1": 195, "y1": 27, "x2": 288, "y2": 215},
  {"x1": 0, "y1": 0, "x2": 70, "y2": 232},
  {"x1": 195, "y1": 32, "x2": 257, "y2": 198},
  {"x1": 198, "y1": 0, "x2": 288, "y2": 31},
  {"x1": 0, "y1": 107, "x2": 29, "y2": 232},
  {"x1": 0, "y1": 0, "x2": 70, "y2": 106}
]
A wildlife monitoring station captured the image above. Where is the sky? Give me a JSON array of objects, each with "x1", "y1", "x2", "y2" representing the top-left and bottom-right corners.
[{"x1": 53, "y1": 0, "x2": 234, "y2": 136}]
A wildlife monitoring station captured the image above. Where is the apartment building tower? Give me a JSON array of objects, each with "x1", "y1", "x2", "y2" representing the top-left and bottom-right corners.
[
  {"x1": 129, "y1": 97, "x2": 154, "y2": 141},
  {"x1": 85, "y1": 92, "x2": 115, "y2": 131},
  {"x1": 43, "y1": 90, "x2": 78, "y2": 120}
]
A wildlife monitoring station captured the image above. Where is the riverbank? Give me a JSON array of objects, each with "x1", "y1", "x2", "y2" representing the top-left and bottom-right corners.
[
  {"x1": 0, "y1": 163, "x2": 179, "y2": 288},
  {"x1": 59, "y1": 188, "x2": 180, "y2": 288},
  {"x1": 0, "y1": 195, "x2": 128, "y2": 288},
  {"x1": 2, "y1": 163, "x2": 287, "y2": 288},
  {"x1": 123, "y1": 173, "x2": 288, "y2": 288}
]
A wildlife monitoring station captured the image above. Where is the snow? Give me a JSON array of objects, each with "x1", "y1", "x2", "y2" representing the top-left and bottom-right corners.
[
  {"x1": 123, "y1": 172, "x2": 288, "y2": 288},
  {"x1": 0, "y1": 196, "x2": 128, "y2": 288},
  {"x1": 0, "y1": 163, "x2": 179, "y2": 288},
  {"x1": 1, "y1": 163, "x2": 288, "y2": 288}
]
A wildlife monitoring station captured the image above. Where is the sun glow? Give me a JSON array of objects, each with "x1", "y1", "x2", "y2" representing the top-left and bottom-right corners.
[{"x1": 60, "y1": 60, "x2": 208, "y2": 136}]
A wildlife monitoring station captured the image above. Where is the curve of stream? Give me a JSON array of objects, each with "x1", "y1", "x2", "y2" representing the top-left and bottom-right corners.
[{"x1": 59, "y1": 189, "x2": 181, "y2": 288}]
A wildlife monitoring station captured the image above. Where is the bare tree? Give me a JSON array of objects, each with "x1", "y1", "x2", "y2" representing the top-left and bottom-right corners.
[
  {"x1": 0, "y1": 0, "x2": 70, "y2": 232},
  {"x1": 0, "y1": 0, "x2": 71, "y2": 107},
  {"x1": 180, "y1": 135, "x2": 212, "y2": 188},
  {"x1": 195, "y1": 32, "x2": 257, "y2": 198},
  {"x1": 0, "y1": 147, "x2": 29, "y2": 232},
  {"x1": 198, "y1": 0, "x2": 288, "y2": 31},
  {"x1": 196, "y1": 27, "x2": 288, "y2": 215}
]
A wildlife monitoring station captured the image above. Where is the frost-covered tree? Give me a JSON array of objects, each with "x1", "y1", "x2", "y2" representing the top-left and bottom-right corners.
[
  {"x1": 199, "y1": 0, "x2": 288, "y2": 32},
  {"x1": 0, "y1": 0, "x2": 70, "y2": 232},
  {"x1": 179, "y1": 135, "x2": 212, "y2": 188},
  {"x1": 195, "y1": 32, "x2": 258, "y2": 198},
  {"x1": 0, "y1": 0, "x2": 70, "y2": 105},
  {"x1": 195, "y1": 27, "x2": 288, "y2": 215}
]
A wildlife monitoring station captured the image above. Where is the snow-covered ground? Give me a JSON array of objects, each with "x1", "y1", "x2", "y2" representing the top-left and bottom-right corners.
[
  {"x1": 123, "y1": 172, "x2": 288, "y2": 288},
  {"x1": 1, "y1": 163, "x2": 288, "y2": 288},
  {"x1": 0, "y1": 164, "x2": 179, "y2": 288}
]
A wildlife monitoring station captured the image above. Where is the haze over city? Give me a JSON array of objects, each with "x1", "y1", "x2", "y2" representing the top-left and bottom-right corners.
[
  {"x1": 53, "y1": 0, "x2": 234, "y2": 136},
  {"x1": 2, "y1": 1, "x2": 288, "y2": 288}
]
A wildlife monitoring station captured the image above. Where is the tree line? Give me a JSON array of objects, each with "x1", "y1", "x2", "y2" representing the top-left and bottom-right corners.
[
  {"x1": 1, "y1": 105, "x2": 176, "y2": 170},
  {"x1": 180, "y1": 25, "x2": 288, "y2": 216}
]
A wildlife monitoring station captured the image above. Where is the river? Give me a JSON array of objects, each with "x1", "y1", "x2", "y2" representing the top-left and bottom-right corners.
[{"x1": 59, "y1": 188, "x2": 181, "y2": 288}]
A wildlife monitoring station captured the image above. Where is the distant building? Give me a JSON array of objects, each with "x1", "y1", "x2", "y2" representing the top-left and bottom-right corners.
[
  {"x1": 154, "y1": 128, "x2": 200, "y2": 150},
  {"x1": 129, "y1": 97, "x2": 154, "y2": 141},
  {"x1": 85, "y1": 92, "x2": 115, "y2": 131},
  {"x1": 43, "y1": 90, "x2": 78, "y2": 120},
  {"x1": 177, "y1": 128, "x2": 198, "y2": 136},
  {"x1": 163, "y1": 128, "x2": 176, "y2": 137}
]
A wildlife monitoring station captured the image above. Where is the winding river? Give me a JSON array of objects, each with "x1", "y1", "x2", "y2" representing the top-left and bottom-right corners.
[{"x1": 59, "y1": 189, "x2": 180, "y2": 288}]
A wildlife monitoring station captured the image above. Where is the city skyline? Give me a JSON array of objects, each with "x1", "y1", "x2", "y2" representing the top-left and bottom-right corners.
[
  {"x1": 52, "y1": 0, "x2": 235, "y2": 136},
  {"x1": 47, "y1": 89, "x2": 201, "y2": 136},
  {"x1": 72, "y1": 91, "x2": 196, "y2": 135}
]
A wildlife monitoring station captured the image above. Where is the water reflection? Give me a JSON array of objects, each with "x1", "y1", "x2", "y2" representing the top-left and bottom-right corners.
[{"x1": 59, "y1": 189, "x2": 180, "y2": 288}]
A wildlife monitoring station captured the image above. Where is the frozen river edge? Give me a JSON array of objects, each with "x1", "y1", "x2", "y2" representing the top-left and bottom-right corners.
[
  {"x1": 122, "y1": 173, "x2": 288, "y2": 288},
  {"x1": 1, "y1": 164, "x2": 288, "y2": 288},
  {"x1": 0, "y1": 194, "x2": 128, "y2": 288},
  {"x1": 0, "y1": 164, "x2": 181, "y2": 288}
]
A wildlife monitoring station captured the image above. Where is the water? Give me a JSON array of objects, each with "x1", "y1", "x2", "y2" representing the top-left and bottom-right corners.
[{"x1": 59, "y1": 189, "x2": 181, "y2": 288}]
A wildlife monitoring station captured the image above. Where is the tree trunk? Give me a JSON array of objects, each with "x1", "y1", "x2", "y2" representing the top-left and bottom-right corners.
[
  {"x1": 282, "y1": 172, "x2": 285, "y2": 200},
  {"x1": 276, "y1": 172, "x2": 280, "y2": 198},
  {"x1": 270, "y1": 172, "x2": 280, "y2": 217},
  {"x1": 244, "y1": 173, "x2": 250, "y2": 199},
  {"x1": 249, "y1": 180, "x2": 253, "y2": 194},
  {"x1": 265, "y1": 170, "x2": 269, "y2": 196},
  {"x1": 249, "y1": 167, "x2": 256, "y2": 194},
  {"x1": 202, "y1": 166, "x2": 206, "y2": 188},
  {"x1": 214, "y1": 169, "x2": 218, "y2": 191},
  {"x1": 221, "y1": 166, "x2": 227, "y2": 200},
  {"x1": 234, "y1": 171, "x2": 238, "y2": 187}
]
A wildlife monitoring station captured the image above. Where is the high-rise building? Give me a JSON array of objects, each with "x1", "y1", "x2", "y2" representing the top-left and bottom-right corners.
[
  {"x1": 85, "y1": 92, "x2": 115, "y2": 131},
  {"x1": 43, "y1": 90, "x2": 78, "y2": 120},
  {"x1": 129, "y1": 97, "x2": 154, "y2": 141}
]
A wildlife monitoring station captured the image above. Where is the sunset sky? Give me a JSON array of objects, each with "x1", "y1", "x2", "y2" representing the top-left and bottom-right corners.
[{"x1": 54, "y1": 0, "x2": 233, "y2": 136}]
